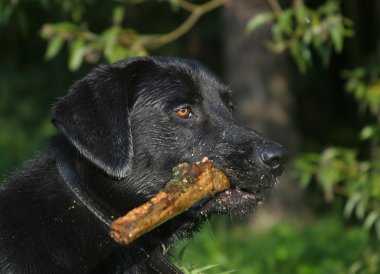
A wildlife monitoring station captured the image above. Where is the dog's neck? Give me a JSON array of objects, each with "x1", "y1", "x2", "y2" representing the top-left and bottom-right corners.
[
  {"x1": 56, "y1": 153, "x2": 117, "y2": 228},
  {"x1": 55, "y1": 139, "x2": 185, "y2": 274}
]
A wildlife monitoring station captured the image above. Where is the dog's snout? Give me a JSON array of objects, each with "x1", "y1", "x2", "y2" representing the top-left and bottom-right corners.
[{"x1": 259, "y1": 143, "x2": 287, "y2": 172}]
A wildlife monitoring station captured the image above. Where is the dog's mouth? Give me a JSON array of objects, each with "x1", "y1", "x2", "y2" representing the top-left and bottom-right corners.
[
  {"x1": 203, "y1": 188, "x2": 263, "y2": 213},
  {"x1": 193, "y1": 183, "x2": 273, "y2": 218},
  {"x1": 179, "y1": 157, "x2": 283, "y2": 219}
]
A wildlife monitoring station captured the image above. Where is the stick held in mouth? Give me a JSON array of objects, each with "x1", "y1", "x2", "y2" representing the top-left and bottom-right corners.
[{"x1": 109, "y1": 159, "x2": 230, "y2": 245}]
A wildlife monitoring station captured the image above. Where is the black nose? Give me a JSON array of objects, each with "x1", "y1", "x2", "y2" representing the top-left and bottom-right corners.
[{"x1": 259, "y1": 143, "x2": 287, "y2": 172}]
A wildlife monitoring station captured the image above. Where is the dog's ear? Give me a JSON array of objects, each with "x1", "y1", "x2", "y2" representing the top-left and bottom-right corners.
[{"x1": 52, "y1": 58, "x2": 155, "y2": 179}]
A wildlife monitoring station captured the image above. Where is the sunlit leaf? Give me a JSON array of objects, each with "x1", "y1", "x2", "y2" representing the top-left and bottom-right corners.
[
  {"x1": 330, "y1": 23, "x2": 344, "y2": 53},
  {"x1": 277, "y1": 8, "x2": 293, "y2": 35},
  {"x1": 168, "y1": 0, "x2": 181, "y2": 12},
  {"x1": 355, "y1": 198, "x2": 367, "y2": 220},
  {"x1": 299, "y1": 173, "x2": 312, "y2": 188},
  {"x1": 294, "y1": 3, "x2": 308, "y2": 26},
  {"x1": 113, "y1": 6, "x2": 125, "y2": 25},
  {"x1": 364, "y1": 211, "x2": 379, "y2": 230},
  {"x1": 45, "y1": 36, "x2": 64, "y2": 60},
  {"x1": 318, "y1": 0, "x2": 339, "y2": 15},
  {"x1": 271, "y1": 24, "x2": 283, "y2": 43},
  {"x1": 68, "y1": 38, "x2": 85, "y2": 71},
  {"x1": 360, "y1": 125, "x2": 376, "y2": 140},
  {"x1": 102, "y1": 27, "x2": 119, "y2": 63},
  {"x1": 289, "y1": 40, "x2": 307, "y2": 74},
  {"x1": 246, "y1": 12, "x2": 274, "y2": 34},
  {"x1": 190, "y1": 264, "x2": 218, "y2": 274},
  {"x1": 344, "y1": 193, "x2": 362, "y2": 218}
]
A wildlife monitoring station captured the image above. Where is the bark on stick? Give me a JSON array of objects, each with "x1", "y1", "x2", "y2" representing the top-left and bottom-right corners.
[{"x1": 109, "y1": 160, "x2": 229, "y2": 245}]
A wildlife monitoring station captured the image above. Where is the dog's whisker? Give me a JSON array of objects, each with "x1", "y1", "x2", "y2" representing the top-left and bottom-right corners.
[
  {"x1": 205, "y1": 219, "x2": 217, "y2": 242},
  {"x1": 226, "y1": 75, "x2": 241, "y2": 90}
]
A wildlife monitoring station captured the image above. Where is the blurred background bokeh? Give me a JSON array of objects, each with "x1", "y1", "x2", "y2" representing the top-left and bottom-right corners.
[{"x1": 1, "y1": 0, "x2": 379, "y2": 273}]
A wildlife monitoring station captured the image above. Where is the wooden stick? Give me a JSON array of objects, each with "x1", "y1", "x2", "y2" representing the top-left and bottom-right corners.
[{"x1": 109, "y1": 160, "x2": 230, "y2": 245}]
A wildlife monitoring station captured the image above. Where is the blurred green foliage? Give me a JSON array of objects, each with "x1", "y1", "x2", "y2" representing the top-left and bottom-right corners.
[
  {"x1": 1, "y1": 0, "x2": 227, "y2": 71},
  {"x1": 263, "y1": 1, "x2": 380, "y2": 273},
  {"x1": 0, "y1": 63, "x2": 62, "y2": 174},
  {"x1": 293, "y1": 63, "x2": 380, "y2": 251},
  {"x1": 172, "y1": 217, "x2": 379, "y2": 274},
  {"x1": 246, "y1": 0, "x2": 380, "y2": 240},
  {"x1": 40, "y1": 6, "x2": 148, "y2": 71},
  {"x1": 343, "y1": 66, "x2": 380, "y2": 119},
  {"x1": 293, "y1": 64, "x2": 380, "y2": 249},
  {"x1": 246, "y1": 0, "x2": 354, "y2": 73}
]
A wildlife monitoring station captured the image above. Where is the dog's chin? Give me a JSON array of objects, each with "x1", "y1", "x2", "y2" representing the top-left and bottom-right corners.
[
  {"x1": 193, "y1": 174, "x2": 280, "y2": 219},
  {"x1": 198, "y1": 188, "x2": 264, "y2": 218}
]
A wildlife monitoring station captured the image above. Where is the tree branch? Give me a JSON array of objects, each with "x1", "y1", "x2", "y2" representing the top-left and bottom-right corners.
[
  {"x1": 174, "y1": 0, "x2": 198, "y2": 12},
  {"x1": 142, "y1": 0, "x2": 232, "y2": 49},
  {"x1": 267, "y1": 0, "x2": 282, "y2": 16}
]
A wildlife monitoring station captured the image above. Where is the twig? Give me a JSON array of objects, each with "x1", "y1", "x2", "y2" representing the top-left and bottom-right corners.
[
  {"x1": 143, "y1": 0, "x2": 232, "y2": 49},
  {"x1": 43, "y1": 0, "x2": 232, "y2": 67},
  {"x1": 267, "y1": 0, "x2": 283, "y2": 16},
  {"x1": 110, "y1": 160, "x2": 230, "y2": 245},
  {"x1": 175, "y1": 0, "x2": 198, "y2": 12}
]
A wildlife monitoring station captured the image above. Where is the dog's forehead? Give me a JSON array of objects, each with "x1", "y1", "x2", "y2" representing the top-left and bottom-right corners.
[
  {"x1": 166, "y1": 63, "x2": 231, "y2": 104},
  {"x1": 134, "y1": 62, "x2": 231, "y2": 109}
]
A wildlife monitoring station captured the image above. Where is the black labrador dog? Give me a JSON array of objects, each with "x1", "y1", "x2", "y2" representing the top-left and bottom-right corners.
[{"x1": 0, "y1": 57, "x2": 286, "y2": 273}]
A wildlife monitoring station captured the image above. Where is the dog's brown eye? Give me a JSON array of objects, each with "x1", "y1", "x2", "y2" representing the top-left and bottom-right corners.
[{"x1": 175, "y1": 106, "x2": 193, "y2": 118}]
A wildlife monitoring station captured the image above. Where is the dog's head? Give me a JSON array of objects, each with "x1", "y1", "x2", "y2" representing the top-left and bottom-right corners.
[{"x1": 52, "y1": 57, "x2": 287, "y2": 224}]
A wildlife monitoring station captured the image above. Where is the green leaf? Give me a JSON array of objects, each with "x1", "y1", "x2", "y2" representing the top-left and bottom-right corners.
[
  {"x1": 52, "y1": 22, "x2": 79, "y2": 32},
  {"x1": 363, "y1": 125, "x2": 380, "y2": 143},
  {"x1": 168, "y1": 0, "x2": 181, "y2": 12},
  {"x1": 360, "y1": 126, "x2": 375, "y2": 140},
  {"x1": 289, "y1": 40, "x2": 308, "y2": 74},
  {"x1": 315, "y1": 44, "x2": 332, "y2": 67},
  {"x1": 68, "y1": 38, "x2": 85, "y2": 71},
  {"x1": 266, "y1": 41, "x2": 286, "y2": 53},
  {"x1": 294, "y1": 3, "x2": 308, "y2": 26},
  {"x1": 364, "y1": 211, "x2": 379, "y2": 230},
  {"x1": 0, "y1": 5, "x2": 14, "y2": 25},
  {"x1": 330, "y1": 23, "x2": 344, "y2": 53},
  {"x1": 44, "y1": 36, "x2": 64, "y2": 60},
  {"x1": 294, "y1": 153, "x2": 321, "y2": 188},
  {"x1": 344, "y1": 193, "x2": 361, "y2": 218},
  {"x1": 318, "y1": 0, "x2": 339, "y2": 16},
  {"x1": 355, "y1": 198, "x2": 367, "y2": 220},
  {"x1": 176, "y1": 242, "x2": 189, "y2": 262},
  {"x1": 277, "y1": 8, "x2": 294, "y2": 35},
  {"x1": 299, "y1": 173, "x2": 312, "y2": 188},
  {"x1": 102, "y1": 27, "x2": 119, "y2": 62},
  {"x1": 246, "y1": 12, "x2": 274, "y2": 34},
  {"x1": 271, "y1": 24, "x2": 284, "y2": 44},
  {"x1": 190, "y1": 264, "x2": 218, "y2": 274},
  {"x1": 113, "y1": 6, "x2": 125, "y2": 25}
]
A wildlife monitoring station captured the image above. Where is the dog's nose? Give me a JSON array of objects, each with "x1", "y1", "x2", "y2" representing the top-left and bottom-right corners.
[{"x1": 259, "y1": 143, "x2": 287, "y2": 172}]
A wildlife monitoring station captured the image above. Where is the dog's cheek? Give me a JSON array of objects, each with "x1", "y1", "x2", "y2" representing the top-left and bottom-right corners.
[{"x1": 174, "y1": 127, "x2": 221, "y2": 163}]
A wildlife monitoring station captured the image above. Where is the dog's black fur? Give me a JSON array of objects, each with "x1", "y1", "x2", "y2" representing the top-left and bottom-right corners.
[{"x1": 0, "y1": 57, "x2": 286, "y2": 273}]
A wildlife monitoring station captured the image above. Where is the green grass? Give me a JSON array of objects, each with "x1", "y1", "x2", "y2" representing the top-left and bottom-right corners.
[{"x1": 171, "y1": 216, "x2": 374, "y2": 274}]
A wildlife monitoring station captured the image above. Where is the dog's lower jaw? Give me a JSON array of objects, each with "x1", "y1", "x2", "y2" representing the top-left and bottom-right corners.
[{"x1": 198, "y1": 189, "x2": 264, "y2": 218}]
